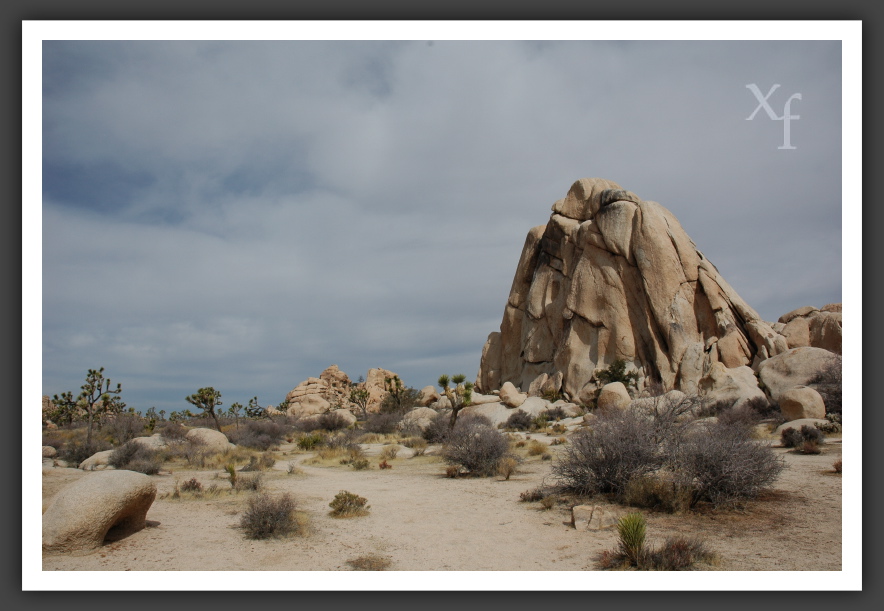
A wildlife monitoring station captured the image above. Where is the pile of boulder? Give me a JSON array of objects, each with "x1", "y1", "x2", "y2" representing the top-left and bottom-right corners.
[{"x1": 278, "y1": 365, "x2": 405, "y2": 418}]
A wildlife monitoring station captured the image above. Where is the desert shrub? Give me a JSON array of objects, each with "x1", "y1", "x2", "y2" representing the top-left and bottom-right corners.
[
  {"x1": 158, "y1": 422, "x2": 188, "y2": 441},
  {"x1": 240, "y1": 493, "x2": 303, "y2": 539},
  {"x1": 539, "y1": 495, "x2": 557, "y2": 510},
  {"x1": 379, "y1": 386, "x2": 422, "y2": 415},
  {"x1": 347, "y1": 555, "x2": 392, "y2": 571},
  {"x1": 234, "y1": 472, "x2": 264, "y2": 492},
  {"x1": 553, "y1": 408, "x2": 661, "y2": 496},
  {"x1": 58, "y1": 438, "x2": 113, "y2": 465},
  {"x1": 379, "y1": 445, "x2": 401, "y2": 460},
  {"x1": 695, "y1": 399, "x2": 734, "y2": 419},
  {"x1": 519, "y1": 487, "x2": 546, "y2": 502},
  {"x1": 445, "y1": 465, "x2": 460, "y2": 478},
  {"x1": 378, "y1": 459, "x2": 392, "y2": 469},
  {"x1": 672, "y1": 420, "x2": 784, "y2": 507},
  {"x1": 422, "y1": 412, "x2": 453, "y2": 443},
  {"x1": 351, "y1": 459, "x2": 370, "y2": 471},
  {"x1": 595, "y1": 359, "x2": 640, "y2": 393},
  {"x1": 228, "y1": 420, "x2": 290, "y2": 450},
  {"x1": 550, "y1": 423, "x2": 567, "y2": 435},
  {"x1": 532, "y1": 414, "x2": 549, "y2": 431},
  {"x1": 402, "y1": 436, "x2": 427, "y2": 450},
  {"x1": 647, "y1": 537, "x2": 717, "y2": 570},
  {"x1": 796, "y1": 439, "x2": 821, "y2": 455},
  {"x1": 442, "y1": 415, "x2": 511, "y2": 476},
  {"x1": 781, "y1": 425, "x2": 825, "y2": 449},
  {"x1": 744, "y1": 395, "x2": 781, "y2": 420},
  {"x1": 717, "y1": 404, "x2": 764, "y2": 428},
  {"x1": 363, "y1": 413, "x2": 402, "y2": 434},
  {"x1": 318, "y1": 411, "x2": 350, "y2": 432},
  {"x1": 815, "y1": 420, "x2": 841, "y2": 434},
  {"x1": 180, "y1": 478, "x2": 203, "y2": 492},
  {"x1": 292, "y1": 416, "x2": 323, "y2": 433},
  {"x1": 297, "y1": 432, "x2": 326, "y2": 451},
  {"x1": 497, "y1": 456, "x2": 520, "y2": 480},
  {"x1": 108, "y1": 441, "x2": 163, "y2": 475},
  {"x1": 546, "y1": 405, "x2": 567, "y2": 420},
  {"x1": 807, "y1": 360, "x2": 842, "y2": 416},
  {"x1": 505, "y1": 410, "x2": 533, "y2": 431},
  {"x1": 550, "y1": 437, "x2": 568, "y2": 446},
  {"x1": 833, "y1": 459, "x2": 842, "y2": 473},
  {"x1": 329, "y1": 490, "x2": 370, "y2": 517},
  {"x1": 241, "y1": 451, "x2": 277, "y2": 471},
  {"x1": 104, "y1": 413, "x2": 146, "y2": 445},
  {"x1": 623, "y1": 473, "x2": 692, "y2": 513}
]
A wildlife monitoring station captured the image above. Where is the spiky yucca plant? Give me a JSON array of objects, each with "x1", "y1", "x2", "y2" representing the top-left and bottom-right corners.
[{"x1": 617, "y1": 512, "x2": 647, "y2": 566}]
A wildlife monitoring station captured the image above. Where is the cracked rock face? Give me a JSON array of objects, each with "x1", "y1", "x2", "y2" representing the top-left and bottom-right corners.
[{"x1": 476, "y1": 178, "x2": 787, "y2": 399}]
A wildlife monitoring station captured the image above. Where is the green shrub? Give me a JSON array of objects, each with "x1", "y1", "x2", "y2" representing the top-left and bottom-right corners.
[
  {"x1": 329, "y1": 490, "x2": 370, "y2": 517},
  {"x1": 297, "y1": 432, "x2": 325, "y2": 451},
  {"x1": 595, "y1": 359, "x2": 639, "y2": 392},
  {"x1": 240, "y1": 493, "x2": 303, "y2": 539},
  {"x1": 617, "y1": 512, "x2": 647, "y2": 566}
]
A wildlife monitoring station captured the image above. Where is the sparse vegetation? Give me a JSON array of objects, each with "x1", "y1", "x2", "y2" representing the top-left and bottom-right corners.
[
  {"x1": 504, "y1": 410, "x2": 533, "y2": 431},
  {"x1": 379, "y1": 445, "x2": 401, "y2": 460},
  {"x1": 347, "y1": 555, "x2": 392, "y2": 571},
  {"x1": 329, "y1": 491, "x2": 370, "y2": 517},
  {"x1": 781, "y1": 425, "x2": 826, "y2": 450},
  {"x1": 185, "y1": 387, "x2": 224, "y2": 432},
  {"x1": 496, "y1": 456, "x2": 520, "y2": 480},
  {"x1": 107, "y1": 440, "x2": 163, "y2": 475},
  {"x1": 241, "y1": 451, "x2": 277, "y2": 472},
  {"x1": 438, "y1": 374, "x2": 473, "y2": 428},
  {"x1": 595, "y1": 359, "x2": 640, "y2": 394},
  {"x1": 240, "y1": 493, "x2": 305, "y2": 539},
  {"x1": 833, "y1": 459, "x2": 842, "y2": 473},
  {"x1": 808, "y1": 360, "x2": 842, "y2": 416},
  {"x1": 228, "y1": 420, "x2": 291, "y2": 450},
  {"x1": 364, "y1": 413, "x2": 402, "y2": 435},
  {"x1": 441, "y1": 414, "x2": 511, "y2": 476}
]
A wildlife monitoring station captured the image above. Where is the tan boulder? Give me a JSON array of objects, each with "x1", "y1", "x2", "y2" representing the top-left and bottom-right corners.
[
  {"x1": 43, "y1": 470, "x2": 156, "y2": 555},
  {"x1": 517, "y1": 396, "x2": 552, "y2": 418},
  {"x1": 459, "y1": 402, "x2": 513, "y2": 428},
  {"x1": 185, "y1": 427, "x2": 233, "y2": 453},
  {"x1": 527, "y1": 373, "x2": 549, "y2": 397},
  {"x1": 778, "y1": 387, "x2": 826, "y2": 420},
  {"x1": 331, "y1": 409, "x2": 357, "y2": 427},
  {"x1": 698, "y1": 362, "x2": 766, "y2": 409},
  {"x1": 809, "y1": 311, "x2": 842, "y2": 355},
  {"x1": 130, "y1": 434, "x2": 167, "y2": 451},
  {"x1": 468, "y1": 392, "x2": 500, "y2": 406},
  {"x1": 364, "y1": 367, "x2": 401, "y2": 412},
  {"x1": 287, "y1": 395, "x2": 331, "y2": 418},
  {"x1": 597, "y1": 382, "x2": 631, "y2": 412},
  {"x1": 418, "y1": 385, "x2": 441, "y2": 407},
  {"x1": 79, "y1": 450, "x2": 114, "y2": 471},
  {"x1": 43, "y1": 446, "x2": 57, "y2": 458},
  {"x1": 758, "y1": 347, "x2": 842, "y2": 402},
  {"x1": 571, "y1": 505, "x2": 620, "y2": 531},
  {"x1": 402, "y1": 407, "x2": 439, "y2": 431},
  {"x1": 821, "y1": 303, "x2": 842, "y2": 313},
  {"x1": 779, "y1": 306, "x2": 819, "y2": 324},
  {"x1": 499, "y1": 381, "x2": 527, "y2": 408}
]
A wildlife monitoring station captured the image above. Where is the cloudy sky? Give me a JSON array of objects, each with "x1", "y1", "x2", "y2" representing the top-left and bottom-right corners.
[{"x1": 37, "y1": 33, "x2": 847, "y2": 415}]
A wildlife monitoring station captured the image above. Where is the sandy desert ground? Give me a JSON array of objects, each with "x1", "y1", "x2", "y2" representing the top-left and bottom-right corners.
[{"x1": 40, "y1": 432, "x2": 842, "y2": 575}]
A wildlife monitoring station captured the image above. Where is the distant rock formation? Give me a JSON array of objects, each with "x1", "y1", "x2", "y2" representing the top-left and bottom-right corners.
[
  {"x1": 476, "y1": 178, "x2": 792, "y2": 399},
  {"x1": 282, "y1": 364, "x2": 402, "y2": 418}
]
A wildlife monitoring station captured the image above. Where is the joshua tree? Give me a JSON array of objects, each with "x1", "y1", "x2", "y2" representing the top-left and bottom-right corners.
[
  {"x1": 438, "y1": 374, "x2": 473, "y2": 428},
  {"x1": 185, "y1": 387, "x2": 223, "y2": 431},
  {"x1": 228, "y1": 402, "x2": 243, "y2": 429},
  {"x1": 54, "y1": 367, "x2": 123, "y2": 447},
  {"x1": 349, "y1": 386, "x2": 371, "y2": 420}
]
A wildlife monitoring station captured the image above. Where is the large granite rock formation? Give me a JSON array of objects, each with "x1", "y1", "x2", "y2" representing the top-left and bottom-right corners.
[
  {"x1": 476, "y1": 178, "x2": 789, "y2": 399},
  {"x1": 283, "y1": 365, "x2": 402, "y2": 418}
]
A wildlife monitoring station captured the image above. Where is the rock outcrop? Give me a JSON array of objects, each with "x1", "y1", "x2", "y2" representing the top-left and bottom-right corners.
[
  {"x1": 283, "y1": 365, "x2": 403, "y2": 418},
  {"x1": 43, "y1": 470, "x2": 157, "y2": 555},
  {"x1": 757, "y1": 347, "x2": 841, "y2": 403},
  {"x1": 777, "y1": 304, "x2": 842, "y2": 355},
  {"x1": 476, "y1": 178, "x2": 788, "y2": 399}
]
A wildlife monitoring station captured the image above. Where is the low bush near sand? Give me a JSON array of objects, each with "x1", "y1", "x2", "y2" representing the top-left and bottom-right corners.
[
  {"x1": 329, "y1": 491, "x2": 370, "y2": 517},
  {"x1": 107, "y1": 440, "x2": 163, "y2": 475},
  {"x1": 347, "y1": 555, "x2": 391, "y2": 571},
  {"x1": 240, "y1": 493, "x2": 306, "y2": 539},
  {"x1": 442, "y1": 415, "x2": 511, "y2": 476}
]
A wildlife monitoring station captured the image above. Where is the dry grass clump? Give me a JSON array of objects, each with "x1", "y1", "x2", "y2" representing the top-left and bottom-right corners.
[
  {"x1": 832, "y1": 459, "x2": 842, "y2": 473},
  {"x1": 519, "y1": 487, "x2": 547, "y2": 502},
  {"x1": 496, "y1": 456, "x2": 520, "y2": 480},
  {"x1": 622, "y1": 474, "x2": 692, "y2": 514},
  {"x1": 549, "y1": 436, "x2": 568, "y2": 446},
  {"x1": 162, "y1": 479, "x2": 223, "y2": 500},
  {"x1": 379, "y1": 444, "x2": 401, "y2": 460},
  {"x1": 240, "y1": 492, "x2": 307, "y2": 539},
  {"x1": 241, "y1": 451, "x2": 277, "y2": 471},
  {"x1": 346, "y1": 555, "x2": 392, "y2": 571},
  {"x1": 403, "y1": 437, "x2": 428, "y2": 456},
  {"x1": 539, "y1": 495, "x2": 557, "y2": 511},
  {"x1": 351, "y1": 459, "x2": 371, "y2": 471},
  {"x1": 526, "y1": 440, "x2": 547, "y2": 456},
  {"x1": 329, "y1": 490, "x2": 370, "y2": 518},
  {"x1": 596, "y1": 512, "x2": 718, "y2": 570}
]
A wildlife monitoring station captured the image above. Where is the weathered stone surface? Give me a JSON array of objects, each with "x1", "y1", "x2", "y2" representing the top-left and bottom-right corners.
[
  {"x1": 776, "y1": 306, "x2": 842, "y2": 354},
  {"x1": 499, "y1": 381, "x2": 527, "y2": 408},
  {"x1": 332, "y1": 409, "x2": 357, "y2": 426},
  {"x1": 185, "y1": 428, "x2": 233, "y2": 453},
  {"x1": 43, "y1": 446, "x2": 57, "y2": 458},
  {"x1": 779, "y1": 306, "x2": 818, "y2": 324},
  {"x1": 460, "y1": 402, "x2": 514, "y2": 428},
  {"x1": 468, "y1": 392, "x2": 500, "y2": 406},
  {"x1": 758, "y1": 347, "x2": 842, "y2": 402},
  {"x1": 821, "y1": 303, "x2": 842, "y2": 313},
  {"x1": 518, "y1": 396, "x2": 552, "y2": 418},
  {"x1": 478, "y1": 178, "x2": 786, "y2": 398},
  {"x1": 572, "y1": 505, "x2": 619, "y2": 531},
  {"x1": 418, "y1": 385, "x2": 441, "y2": 407},
  {"x1": 402, "y1": 407, "x2": 439, "y2": 431},
  {"x1": 698, "y1": 362, "x2": 767, "y2": 410},
  {"x1": 597, "y1": 382, "x2": 631, "y2": 411},
  {"x1": 130, "y1": 434, "x2": 167, "y2": 451},
  {"x1": 43, "y1": 470, "x2": 156, "y2": 555},
  {"x1": 79, "y1": 450, "x2": 114, "y2": 471},
  {"x1": 779, "y1": 387, "x2": 827, "y2": 420},
  {"x1": 808, "y1": 311, "x2": 842, "y2": 355}
]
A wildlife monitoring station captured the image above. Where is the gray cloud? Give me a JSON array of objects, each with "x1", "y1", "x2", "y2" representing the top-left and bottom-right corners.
[{"x1": 40, "y1": 40, "x2": 843, "y2": 414}]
